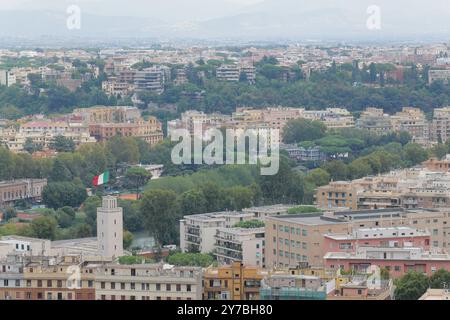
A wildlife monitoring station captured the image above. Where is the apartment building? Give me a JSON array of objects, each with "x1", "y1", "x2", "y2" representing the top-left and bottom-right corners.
[
  {"x1": 73, "y1": 106, "x2": 141, "y2": 124},
  {"x1": 179, "y1": 211, "x2": 255, "y2": 254},
  {"x1": 428, "y1": 69, "x2": 450, "y2": 84},
  {"x1": 0, "y1": 179, "x2": 47, "y2": 207},
  {"x1": 390, "y1": 107, "x2": 430, "y2": 145},
  {"x1": 327, "y1": 208, "x2": 450, "y2": 250},
  {"x1": 216, "y1": 65, "x2": 240, "y2": 82},
  {"x1": 0, "y1": 254, "x2": 98, "y2": 300},
  {"x1": 134, "y1": 67, "x2": 167, "y2": 94},
  {"x1": 306, "y1": 108, "x2": 356, "y2": 129},
  {"x1": 315, "y1": 181, "x2": 359, "y2": 210},
  {"x1": 214, "y1": 227, "x2": 265, "y2": 267},
  {"x1": 88, "y1": 119, "x2": 163, "y2": 145},
  {"x1": 240, "y1": 65, "x2": 256, "y2": 84},
  {"x1": 356, "y1": 107, "x2": 392, "y2": 134},
  {"x1": 0, "y1": 69, "x2": 16, "y2": 87},
  {"x1": 323, "y1": 226, "x2": 431, "y2": 254},
  {"x1": 265, "y1": 214, "x2": 351, "y2": 268},
  {"x1": 324, "y1": 246, "x2": 450, "y2": 278},
  {"x1": 431, "y1": 106, "x2": 450, "y2": 142},
  {"x1": 95, "y1": 263, "x2": 202, "y2": 300},
  {"x1": 423, "y1": 156, "x2": 450, "y2": 172},
  {"x1": 203, "y1": 262, "x2": 264, "y2": 300}
]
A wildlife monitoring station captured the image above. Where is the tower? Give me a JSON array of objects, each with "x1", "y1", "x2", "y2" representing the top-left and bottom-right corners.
[{"x1": 97, "y1": 196, "x2": 123, "y2": 258}]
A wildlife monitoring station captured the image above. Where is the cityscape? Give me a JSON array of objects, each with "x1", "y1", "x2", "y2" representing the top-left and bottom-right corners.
[{"x1": 1, "y1": 0, "x2": 450, "y2": 308}]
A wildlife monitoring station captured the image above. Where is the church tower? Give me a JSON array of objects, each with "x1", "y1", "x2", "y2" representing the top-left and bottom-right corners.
[{"x1": 97, "y1": 196, "x2": 123, "y2": 258}]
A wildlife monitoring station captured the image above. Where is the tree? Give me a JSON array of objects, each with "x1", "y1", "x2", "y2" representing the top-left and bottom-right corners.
[
  {"x1": 42, "y1": 182, "x2": 88, "y2": 209},
  {"x1": 394, "y1": 271, "x2": 429, "y2": 300},
  {"x1": 429, "y1": 269, "x2": 450, "y2": 289},
  {"x1": 402, "y1": 143, "x2": 429, "y2": 166},
  {"x1": 305, "y1": 168, "x2": 330, "y2": 187},
  {"x1": 118, "y1": 199, "x2": 143, "y2": 232},
  {"x1": 23, "y1": 138, "x2": 43, "y2": 154},
  {"x1": 283, "y1": 119, "x2": 327, "y2": 144},
  {"x1": 321, "y1": 160, "x2": 349, "y2": 181},
  {"x1": 178, "y1": 189, "x2": 207, "y2": 215},
  {"x1": 2, "y1": 207, "x2": 17, "y2": 221},
  {"x1": 123, "y1": 230, "x2": 134, "y2": 249},
  {"x1": 49, "y1": 158, "x2": 73, "y2": 182},
  {"x1": 28, "y1": 216, "x2": 58, "y2": 240},
  {"x1": 82, "y1": 196, "x2": 102, "y2": 228},
  {"x1": 223, "y1": 186, "x2": 255, "y2": 210},
  {"x1": 140, "y1": 189, "x2": 180, "y2": 245},
  {"x1": 124, "y1": 167, "x2": 152, "y2": 198},
  {"x1": 50, "y1": 135, "x2": 76, "y2": 153}
]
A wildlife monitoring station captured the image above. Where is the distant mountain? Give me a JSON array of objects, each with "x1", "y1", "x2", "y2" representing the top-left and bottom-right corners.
[
  {"x1": 2, "y1": 0, "x2": 450, "y2": 41},
  {"x1": 0, "y1": 10, "x2": 168, "y2": 38}
]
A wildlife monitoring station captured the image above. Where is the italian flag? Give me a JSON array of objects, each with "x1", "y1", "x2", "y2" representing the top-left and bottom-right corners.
[{"x1": 93, "y1": 171, "x2": 109, "y2": 187}]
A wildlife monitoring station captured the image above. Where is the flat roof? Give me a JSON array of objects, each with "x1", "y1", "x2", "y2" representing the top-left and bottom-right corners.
[{"x1": 268, "y1": 214, "x2": 345, "y2": 226}]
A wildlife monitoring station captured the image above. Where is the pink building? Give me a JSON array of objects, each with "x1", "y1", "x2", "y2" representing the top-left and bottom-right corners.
[
  {"x1": 324, "y1": 246, "x2": 450, "y2": 278},
  {"x1": 323, "y1": 227, "x2": 431, "y2": 254}
]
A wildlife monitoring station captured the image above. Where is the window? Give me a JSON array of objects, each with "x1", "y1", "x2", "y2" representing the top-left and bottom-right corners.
[
  {"x1": 57, "y1": 280, "x2": 62, "y2": 288},
  {"x1": 186, "y1": 285, "x2": 191, "y2": 292},
  {"x1": 37, "y1": 280, "x2": 42, "y2": 288},
  {"x1": 130, "y1": 283, "x2": 135, "y2": 290},
  {"x1": 47, "y1": 280, "x2": 52, "y2": 288},
  {"x1": 111, "y1": 282, "x2": 116, "y2": 289},
  {"x1": 101, "y1": 282, "x2": 105, "y2": 289},
  {"x1": 131, "y1": 269, "x2": 136, "y2": 277},
  {"x1": 121, "y1": 282, "x2": 125, "y2": 290},
  {"x1": 37, "y1": 292, "x2": 43, "y2": 300},
  {"x1": 156, "y1": 283, "x2": 161, "y2": 291},
  {"x1": 176, "y1": 284, "x2": 181, "y2": 292}
]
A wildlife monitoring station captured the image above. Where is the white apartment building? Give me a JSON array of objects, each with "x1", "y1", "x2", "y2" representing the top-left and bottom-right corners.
[
  {"x1": 214, "y1": 227, "x2": 265, "y2": 267},
  {"x1": 179, "y1": 211, "x2": 255, "y2": 254}
]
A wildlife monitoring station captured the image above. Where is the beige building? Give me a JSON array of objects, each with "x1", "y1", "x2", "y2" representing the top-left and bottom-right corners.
[
  {"x1": 97, "y1": 196, "x2": 123, "y2": 259},
  {"x1": 431, "y1": 107, "x2": 450, "y2": 143},
  {"x1": 95, "y1": 263, "x2": 203, "y2": 300},
  {"x1": 391, "y1": 107, "x2": 430, "y2": 145},
  {"x1": 356, "y1": 107, "x2": 392, "y2": 134},
  {"x1": 0, "y1": 179, "x2": 47, "y2": 207},
  {"x1": 265, "y1": 214, "x2": 351, "y2": 268}
]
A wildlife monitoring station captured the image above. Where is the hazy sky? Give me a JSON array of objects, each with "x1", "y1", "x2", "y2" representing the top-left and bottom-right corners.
[{"x1": 1, "y1": 0, "x2": 450, "y2": 40}]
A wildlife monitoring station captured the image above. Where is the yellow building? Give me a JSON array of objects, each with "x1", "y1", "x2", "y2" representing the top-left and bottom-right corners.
[{"x1": 203, "y1": 262, "x2": 265, "y2": 300}]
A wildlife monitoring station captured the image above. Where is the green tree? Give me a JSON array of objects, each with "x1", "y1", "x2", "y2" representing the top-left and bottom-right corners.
[
  {"x1": 124, "y1": 167, "x2": 152, "y2": 198},
  {"x1": 140, "y1": 189, "x2": 180, "y2": 245},
  {"x1": 42, "y1": 182, "x2": 87, "y2": 209},
  {"x1": 28, "y1": 216, "x2": 58, "y2": 240},
  {"x1": 402, "y1": 143, "x2": 429, "y2": 166},
  {"x1": 23, "y1": 138, "x2": 43, "y2": 154},
  {"x1": 428, "y1": 269, "x2": 450, "y2": 289},
  {"x1": 394, "y1": 271, "x2": 429, "y2": 300},
  {"x1": 283, "y1": 119, "x2": 327, "y2": 144},
  {"x1": 123, "y1": 230, "x2": 134, "y2": 249},
  {"x1": 178, "y1": 189, "x2": 207, "y2": 215},
  {"x1": 50, "y1": 135, "x2": 76, "y2": 152},
  {"x1": 305, "y1": 168, "x2": 330, "y2": 187}
]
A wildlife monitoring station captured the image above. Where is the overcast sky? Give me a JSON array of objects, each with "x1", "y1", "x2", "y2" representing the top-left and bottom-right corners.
[{"x1": 1, "y1": 0, "x2": 450, "y2": 40}]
